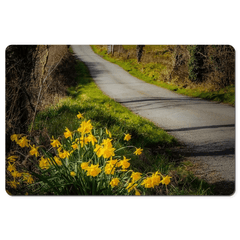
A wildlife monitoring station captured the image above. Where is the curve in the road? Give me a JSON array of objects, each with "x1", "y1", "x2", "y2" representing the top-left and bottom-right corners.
[{"x1": 71, "y1": 45, "x2": 235, "y2": 191}]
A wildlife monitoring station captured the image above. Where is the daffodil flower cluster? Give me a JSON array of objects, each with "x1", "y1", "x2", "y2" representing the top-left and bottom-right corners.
[
  {"x1": 7, "y1": 112, "x2": 172, "y2": 195},
  {"x1": 141, "y1": 171, "x2": 172, "y2": 188},
  {"x1": 94, "y1": 138, "x2": 115, "y2": 159},
  {"x1": 126, "y1": 171, "x2": 142, "y2": 195},
  {"x1": 6, "y1": 154, "x2": 34, "y2": 190}
]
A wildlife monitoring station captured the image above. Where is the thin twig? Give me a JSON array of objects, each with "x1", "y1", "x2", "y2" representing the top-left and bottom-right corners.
[{"x1": 29, "y1": 53, "x2": 66, "y2": 135}]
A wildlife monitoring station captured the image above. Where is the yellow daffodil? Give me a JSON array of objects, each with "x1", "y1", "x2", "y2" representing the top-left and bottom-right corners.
[
  {"x1": 141, "y1": 177, "x2": 154, "y2": 188},
  {"x1": 54, "y1": 156, "x2": 62, "y2": 166},
  {"x1": 8, "y1": 180, "x2": 19, "y2": 189},
  {"x1": 72, "y1": 143, "x2": 78, "y2": 150},
  {"x1": 131, "y1": 172, "x2": 142, "y2": 182},
  {"x1": 7, "y1": 162, "x2": 16, "y2": 172},
  {"x1": 86, "y1": 134, "x2": 97, "y2": 145},
  {"x1": 11, "y1": 170, "x2": 22, "y2": 178},
  {"x1": 10, "y1": 134, "x2": 19, "y2": 142},
  {"x1": 70, "y1": 171, "x2": 76, "y2": 177},
  {"x1": 11, "y1": 171, "x2": 22, "y2": 178},
  {"x1": 77, "y1": 112, "x2": 83, "y2": 119},
  {"x1": 29, "y1": 145, "x2": 39, "y2": 157},
  {"x1": 151, "y1": 171, "x2": 161, "y2": 186},
  {"x1": 77, "y1": 120, "x2": 93, "y2": 134},
  {"x1": 93, "y1": 139, "x2": 115, "y2": 158},
  {"x1": 86, "y1": 164, "x2": 101, "y2": 177},
  {"x1": 107, "y1": 158, "x2": 118, "y2": 166},
  {"x1": 22, "y1": 172, "x2": 34, "y2": 184},
  {"x1": 126, "y1": 182, "x2": 137, "y2": 192},
  {"x1": 64, "y1": 127, "x2": 72, "y2": 140},
  {"x1": 59, "y1": 150, "x2": 70, "y2": 159},
  {"x1": 80, "y1": 136, "x2": 89, "y2": 148},
  {"x1": 7, "y1": 155, "x2": 19, "y2": 162},
  {"x1": 124, "y1": 134, "x2": 131, "y2": 141},
  {"x1": 57, "y1": 146, "x2": 62, "y2": 153},
  {"x1": 102, "y1": 147, "x2": 116, "y2": 159},
  {"x1": 51, "y1": 136, "x2": 61, "y2": 148},
  {"x1": 39, "y1": 157, "x2": 50, "y2": 170},
  {"x1": 141, "y1": 172, "x2": 161, "y2": 189},
  {"x1": 161, "y1": 175, "x2": 172, "y2": 186},
  {"x1": 101, "y1": 138, "x2": 113, "y2": 148},
  {"x1": 110, "y1": 178, "x2": 120, "y2": 188},
  {"x1": 81, "y1": 162, "x2": 89, "y2": 170},
  {"x1": 104, "y1": 164, "x2": 116, "y2": 175},
  {"x1": 17, "y1": 136, "x2": 30, "y2": 148},
  {"x1": 104, "y1": 158, "x2": 118, "y2": 175},
  {"x1": 94, "y1": 144, "x2": 103, "y2": 158},
  {"x1": 118, "y1": 156, "x2": 131, "y2": 170},
  {"x1": 134, "y1": 148, "x2": 143, "y2": 156},
  {"x1": 106, "y1": 128, "x2": 112, "y2": 138}
]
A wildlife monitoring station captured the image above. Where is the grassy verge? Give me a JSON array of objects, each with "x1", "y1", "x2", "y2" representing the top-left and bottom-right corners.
[
  {"x1": 91, "y1": 45, "x2": 235, "y2": 106},
  {"x1": 33, "y1": 48, "x2": 213, "y2": 195}
]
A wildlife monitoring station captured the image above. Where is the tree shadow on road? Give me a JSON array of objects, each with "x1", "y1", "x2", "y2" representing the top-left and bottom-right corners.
[
  {"x1": 165, "y1": 124, "x2": 235, "y2": 132},
  {"x1": 117, "y1": 96, "x2": 222, "y2": 111}
]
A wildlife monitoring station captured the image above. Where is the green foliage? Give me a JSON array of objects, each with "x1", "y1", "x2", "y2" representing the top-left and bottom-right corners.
[
  {"x1": 14, "y1": 125, "x2": 155, "y2": 195},
  {"x1": 187, "y1": 45, "x2": 205, "y2": 82}
]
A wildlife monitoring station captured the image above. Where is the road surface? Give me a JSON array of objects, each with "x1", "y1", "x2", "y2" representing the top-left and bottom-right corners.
[{"x1": 72, "y1": 45, "x2": 235, "y2": 194}]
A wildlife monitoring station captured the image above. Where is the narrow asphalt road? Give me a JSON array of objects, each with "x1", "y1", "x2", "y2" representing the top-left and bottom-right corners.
[{"x1": 72, "y1": 45, "x2": 235, "y2": 193}]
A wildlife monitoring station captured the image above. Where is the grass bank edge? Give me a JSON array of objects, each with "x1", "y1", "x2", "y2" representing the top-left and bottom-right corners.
[
  {"x1": 33, "y1": 50, "x2": 213, "y2": 195},
  {"x1": 91, "y1": 45, "x2": 235, "y2": 106}
]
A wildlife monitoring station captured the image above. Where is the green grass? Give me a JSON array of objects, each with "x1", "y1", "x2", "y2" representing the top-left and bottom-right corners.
[
  {"x1": 33, "y1": 49, "x2": 214, "y2": 195},
  {"x1": 91, "y1": 45, "x2": 235, "y2": 106}
]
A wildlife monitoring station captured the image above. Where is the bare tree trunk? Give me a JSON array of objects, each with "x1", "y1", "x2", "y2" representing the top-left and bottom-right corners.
[{"x1": 136, "y1": 45, "x2": 145, "y2": 62}]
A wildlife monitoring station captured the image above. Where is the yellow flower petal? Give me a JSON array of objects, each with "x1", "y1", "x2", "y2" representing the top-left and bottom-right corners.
[
  {"x1": 134, "y1": 148, "x2": 143, "y2": 155},
  {"x1": 110, "y1": 178, "x2": 120, "y2": 188},
  {"x1": 124, "y1": 134, "x2": 131, "y2": 141},
  {"x1": 77, "y1": 112, "x2": 83, "y2": 119}
]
